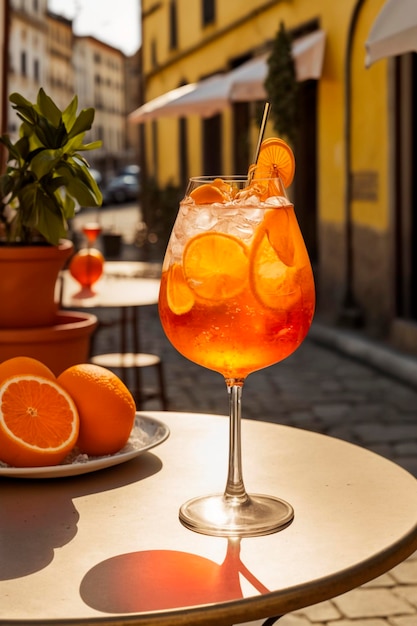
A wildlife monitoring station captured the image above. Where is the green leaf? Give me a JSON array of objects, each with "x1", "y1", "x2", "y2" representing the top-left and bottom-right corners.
[
  {"x1": 9, "y1": 92, "x2": 33, "y2": 108},
  {"x1": 9, "y1": 93, "x2": 38, "y2": 126},
  {"x1": 37, "y1": 88, "x2": 62, "y2": 127},
  {"x1": 68, "y1": 108, "x2": 95, "y2": 139},
  {"x1": 55, "y1": 161, "x2": 102, "y2": 207},
  {"x1": 79, "y1": 140, "x2": 102, "y2": 152},
  {"x1": 36, "y1": 202, "x2": 68, "y2": 245},
  {"x1": 19, "y1": 185, "x2": 66, "y2": 245},
  {"x1": 30, "y1": 148, "x2": 62, "y2": 179},
  {"x1": 61, "y1": 192, "x2": 76, "y2": 220},
  {"x1": 0, "y1": 173, "x2": 14, "y2": 197},
  {"x1": 62, "y1": 95, "x2": 78, "y2": 132},
  {"x1": 67, "y1": 176, "x2": 102, "y2": 206}
]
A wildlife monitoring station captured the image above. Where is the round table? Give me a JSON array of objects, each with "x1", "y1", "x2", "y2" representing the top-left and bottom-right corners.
[
  {"x1": 59, "y1": 262, "x2": 167, "y2": 409},
  {"x1": 1, "y1": 411, "x2": 417, "y2": 625}
]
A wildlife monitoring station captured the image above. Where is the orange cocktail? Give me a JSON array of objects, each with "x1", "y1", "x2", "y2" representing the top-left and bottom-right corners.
[
  {"x1": 159, "y1": 137, "x2": 315, "y2": 538},
  {"x1": 159, "y1": 181, "x2": 315, "y2": 379}
]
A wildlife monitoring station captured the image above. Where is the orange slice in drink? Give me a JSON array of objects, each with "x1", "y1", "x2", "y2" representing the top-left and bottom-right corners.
[
  {"x1": 0, "y1": 375, "x2": 79, "y2": 467},
  {"x1": 262, "y1": 208, "x2": 295, "y2": 267},
  {"x1": 250, "y1": 226, "x2": 301, "y2": 310},
  {"x1": 166, "y1": 263, "x2": 195, "y2": 315},
  {"x1": 190, "y1": 183, "x2": 226, "y2": 204},
  {"x1": 250, "y1": 137, "x2": 295, "y2": 188},
  {"x1": 183, "y1": 232, "x2": 249, "y2": 300}
]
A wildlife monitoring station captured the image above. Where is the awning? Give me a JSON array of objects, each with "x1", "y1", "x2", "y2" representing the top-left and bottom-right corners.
[
  {"x1": 230, "y1": 30, "x2": 326, "y2": 102},
  {"x1": 129, "y1": 30, "x2": 326, "y2": 124},
  {"x1": 366, "y1": 0, "x2": 417, "y2": 67},
  {"x1": 129, "y1": 83, "x2": 197, "y2": 123}
]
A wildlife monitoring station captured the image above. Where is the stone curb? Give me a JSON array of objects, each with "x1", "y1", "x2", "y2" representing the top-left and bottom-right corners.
[{"x1": 309, "y1": 321, "x2": 417, "y2": 389}]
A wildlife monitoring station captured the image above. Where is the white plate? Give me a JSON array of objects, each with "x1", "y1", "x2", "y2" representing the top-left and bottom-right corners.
[{"x1": 0, "y1": 413, "x2": 169, "y2": 479}]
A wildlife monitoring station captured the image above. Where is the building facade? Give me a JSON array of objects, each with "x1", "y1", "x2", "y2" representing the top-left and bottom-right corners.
[
  {"x1": 138, "y1": 0, "x2": 417, "y2": 354},
  {"x1": 72, "y1": 35, "x2": 128, "y2": 175},
  {"x1": 7, "y1": 0, "x2": 48, "y2": 131},
  {"x1": 46, "y1": 10, "x2": 74, "y2": 110},
  {"x1": 3, "y1": 0, "x2": 140, "y2": 179}
]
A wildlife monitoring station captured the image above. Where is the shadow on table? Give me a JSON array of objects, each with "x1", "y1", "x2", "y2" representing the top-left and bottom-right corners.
[
  {"x1": 80, "y1": 538, "x2": 270, "y2": 613},
  {"x1": 0, "y1": 453, "x2": 162, "y2": 580}
]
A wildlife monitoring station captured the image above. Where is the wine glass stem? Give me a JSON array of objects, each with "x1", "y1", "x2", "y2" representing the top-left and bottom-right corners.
[{"x1": 225, "y1": 379, "x2": 249, "y2": 504}]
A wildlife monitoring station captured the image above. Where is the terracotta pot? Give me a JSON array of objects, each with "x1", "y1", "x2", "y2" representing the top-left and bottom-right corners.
[
  {"x1": 0, "y1": 239, "x2": 74, "y2": 328},
  {"x1": 0, "y1": 311, "x2": 98, "y2": 376}
]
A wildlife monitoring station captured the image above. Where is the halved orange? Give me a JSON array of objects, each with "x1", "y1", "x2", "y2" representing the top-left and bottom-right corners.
[
  {"x1": 166, "y1": 263, "x2": 195, "y2": 315},
  {"x1": 251, "y1": 137, "x2": 295, "y2": 188},
  {"x1": 183, "y1": 232, "x2": 249, "y2": 300},
  {"x1": 0, "y1": 356, "x2": 55, "y2": 386},
  {"x1": 250, "y1": 227, "x2": 301, "y2": 310},
  {"x1": 0, "y1": 375, "x2": 79, "y2": 467}
]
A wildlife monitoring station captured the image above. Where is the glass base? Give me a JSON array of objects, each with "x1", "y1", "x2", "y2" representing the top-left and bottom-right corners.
[{"x1": 179, "y1": 493, "x2": 294, "y2": 538}]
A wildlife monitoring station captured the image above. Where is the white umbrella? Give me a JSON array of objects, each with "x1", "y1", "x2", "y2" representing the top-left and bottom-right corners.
[
  {"x1": 366, "y1": 0, "x2": 417, "y2": 67},
  {"x1": 129, "y1": 30, "x2": 326, "y2": 123}
]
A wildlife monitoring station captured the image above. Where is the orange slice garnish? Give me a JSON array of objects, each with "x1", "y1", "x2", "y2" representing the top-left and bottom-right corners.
[
  {"x1": 250, "y1": 221, "x2": 301, "y2": 310},
  {"x1": 190, "y1": 183, "x2": 226, "y2": 204},
  {"x1": 183, "y1": 232, "x2": 249, "y2": 300},
  {"x1": 251, "y1": 137, "x2": 295, "y2": 188},
  {"x1": 166, "y1": 263, "x2": 195, "y2": 315}
]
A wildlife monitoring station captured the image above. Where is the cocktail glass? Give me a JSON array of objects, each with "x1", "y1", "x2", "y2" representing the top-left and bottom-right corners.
[
  {"x1": 159, "y1": 174, "x2": 315, "y2": 537},
  {"x1": 82, "y1": 222, "x2": 102, "y2": 248}
]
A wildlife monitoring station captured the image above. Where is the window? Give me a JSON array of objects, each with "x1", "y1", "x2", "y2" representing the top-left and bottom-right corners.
[
  {"x1": 151, "y1": 39, "x2": 157, "y2": 67},
  {"x1": 202, "y1": 0, "x2": 215, "y2": 26},
  {"x1": 21, "y1": 51, "x2": 27, "y2": 77},
  {"x1": 169, "y1": 0, "x2": 178, "y2": 50},
  {"x1": 203, "y1": 115, "x2": 222, "y2": 174},
  {"x1": 34, "y1": 58, "x2": 39, "y2": 81}
]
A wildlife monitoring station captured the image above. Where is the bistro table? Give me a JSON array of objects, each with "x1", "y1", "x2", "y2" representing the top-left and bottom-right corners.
[
  {"x1": 59, "y1": 261, "x2": 168, "y2": 409},
  {"x1": 1, "y1": 411, "x2": 417, "y2": 625}
]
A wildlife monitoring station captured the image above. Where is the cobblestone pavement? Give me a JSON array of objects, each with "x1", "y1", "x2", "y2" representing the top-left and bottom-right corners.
[{"x1": 90, "y1": 282, "x2": 417, "y2": 626}]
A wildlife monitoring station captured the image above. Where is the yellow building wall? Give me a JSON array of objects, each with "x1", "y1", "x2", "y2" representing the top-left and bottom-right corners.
[
  {"x1": 317, "y1": 2, "x2": 353, "y2": 226},
  {"x1": 351, "y1": 0, "x2": 389, "y2": 233},
  {"x1": 141, "y1": 0, "x2": 390, "y2": 233}
]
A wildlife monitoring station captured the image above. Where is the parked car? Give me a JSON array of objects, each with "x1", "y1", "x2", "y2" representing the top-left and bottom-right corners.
[
  {"x1": 103, "y1": 172, "x2": 140, "y2": 204},
  {"x1": 118, "y1": 164, "x2": 140, "y2": 176}
]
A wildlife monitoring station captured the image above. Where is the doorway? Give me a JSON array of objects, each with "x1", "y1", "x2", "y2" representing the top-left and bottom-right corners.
[{"x1": 394, "y1": 52, "x2": 417, "y2": 321}]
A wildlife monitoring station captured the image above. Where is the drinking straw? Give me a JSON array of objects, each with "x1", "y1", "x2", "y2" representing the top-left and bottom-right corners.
[
  {"x1": 248, "y1": 102, "x2": 270, "y2": 182},
  {"x1": 253, "y1": 101, "x2": 270, "y2": 164}
]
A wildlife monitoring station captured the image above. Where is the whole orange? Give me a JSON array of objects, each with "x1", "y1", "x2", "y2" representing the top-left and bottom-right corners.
[
  {"x1": 0, "y1": 356, "x2": 55, "y2": 386},
  {"x1": 69, "y1": 248, "x2": 104, "y2": 288},
  {"x1": 57, "y1": 363, "x2": 136, "y2": 456}
]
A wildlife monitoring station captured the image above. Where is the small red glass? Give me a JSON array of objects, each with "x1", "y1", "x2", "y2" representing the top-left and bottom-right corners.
[
  {"x1": 69, "y1": 248, "x2": 105, "y2": 289},
  {"x1": 82, "y1": 222, "x2": 102, "y2": 247}
]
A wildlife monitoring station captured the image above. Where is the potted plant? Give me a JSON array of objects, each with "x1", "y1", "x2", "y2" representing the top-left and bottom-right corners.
[
  {"x1": 0, "y1": 88, "x2": 102, "y2": 373},
  {"x1": 0, "y1": 88, "x2": 102, "y2": 328}
]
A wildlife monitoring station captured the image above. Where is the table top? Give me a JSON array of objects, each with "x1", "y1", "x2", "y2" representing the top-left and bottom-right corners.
[
  {"x1": 2, "y1": 411, "x2": 417, "y2": 625},
  {"x1": 60, "y1": 261, "x2": 161, "y2": 309}
]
